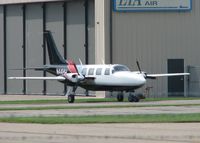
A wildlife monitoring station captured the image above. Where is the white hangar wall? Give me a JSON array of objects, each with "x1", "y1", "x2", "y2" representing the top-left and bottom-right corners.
[{"x1": 110, "y1": 0, "x2": 200, "y2": 97}]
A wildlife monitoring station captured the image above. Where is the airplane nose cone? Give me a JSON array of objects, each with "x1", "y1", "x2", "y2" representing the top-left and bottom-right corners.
[{"x1": 136, "y1": 75, "x2": 146, "y2": 86}]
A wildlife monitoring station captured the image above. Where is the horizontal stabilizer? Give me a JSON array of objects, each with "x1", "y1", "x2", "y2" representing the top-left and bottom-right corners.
[
  {"x1": 9, "y1": 65, "x2": 66, "y2": 71},
  {"x1": 8, "y1": 76, "x2": 65, "y2": 81}
]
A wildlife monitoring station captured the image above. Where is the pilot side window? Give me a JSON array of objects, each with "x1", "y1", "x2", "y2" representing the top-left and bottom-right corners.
[
  {"x1": 88, "y1": 68, "x2": 95, "y2": 75},
  {"x1": 104, "y1": 68, "x2": 110, "y2": 75},
  {"x1": 96, "y1": 68, "x2": 102, "y2": 75},
  {"x1": 81, "y1": 68, "x2": 87, "y2": 76}
]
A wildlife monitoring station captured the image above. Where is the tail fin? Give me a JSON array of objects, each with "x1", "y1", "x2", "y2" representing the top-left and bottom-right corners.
[{"x1": 44, "y1": 31, "x2": 66, "y2": 65}]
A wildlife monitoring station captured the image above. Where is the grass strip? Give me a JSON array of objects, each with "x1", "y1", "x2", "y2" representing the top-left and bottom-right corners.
[
  {"x1": 0, "y1": 98, "x2": 116, "y2": 105},
  {"x1": 0, "y1": 97, "x2": 200, "y2": 105},
  {"x1": 0, "y1": 113, "x2": 200, "y2": 124},
  {"x1": 0, "y1": 103, "x2": 200, "y2": 111}
]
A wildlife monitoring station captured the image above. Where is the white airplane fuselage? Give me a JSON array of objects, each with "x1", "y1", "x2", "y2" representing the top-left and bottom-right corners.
[{"x1": 55, "y1": 64, "x2": 146, "y2": 92}]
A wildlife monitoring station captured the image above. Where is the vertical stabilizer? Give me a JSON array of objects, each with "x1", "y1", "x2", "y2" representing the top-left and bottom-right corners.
[{"x1": 44, "y1": 31, "x2": 66, "y2": 65}]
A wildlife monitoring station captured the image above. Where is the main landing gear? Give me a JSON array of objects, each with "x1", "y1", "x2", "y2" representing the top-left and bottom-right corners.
[
  {"x1": 117, "y1": 92, "x2": 124, "y2": 102},
  {"x1": 116, "y1": 92, "x2": 144, "y2": 103},
  {"x1": 128, "y1": 93, "x2": 139, "y2": 102},
  {"x1": 65, "y1": 86, "x2": 77, "y2": 103}
]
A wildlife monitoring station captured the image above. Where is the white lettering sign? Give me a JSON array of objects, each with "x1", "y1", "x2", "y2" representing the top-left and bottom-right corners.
[{"x1": 114, "y1": 0, "x2": 192, "y2": 12}]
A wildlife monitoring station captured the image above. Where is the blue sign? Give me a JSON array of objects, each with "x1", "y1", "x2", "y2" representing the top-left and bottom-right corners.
[{"x1": 113, "y1": 0, "x2": 192, "y2": 12}]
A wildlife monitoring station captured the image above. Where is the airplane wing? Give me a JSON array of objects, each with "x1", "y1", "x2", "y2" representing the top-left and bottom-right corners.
[
  {"x1": 8, "y1": 76, "x2": 65, "y2": 81},
  {"x1": 146, "y1": 73, "x2": 190, "y2": 79}
]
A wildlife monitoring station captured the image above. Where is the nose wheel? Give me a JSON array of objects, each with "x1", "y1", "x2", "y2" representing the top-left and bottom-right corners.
[{"x1": 68, "y1": 94, "x2": 75, "y2": 103}]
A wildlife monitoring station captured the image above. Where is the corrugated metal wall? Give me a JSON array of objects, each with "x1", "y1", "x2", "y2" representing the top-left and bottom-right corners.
[
  {"x1": 0, "y1": 6, "x2": 4, "y2": 94},
  {"x1": 66, "y1": 1, "x2": 85, "y2": 64},
  {"x1": 26, "y1": 3, "x2": 43, "y2": 94},
  {"x1": 111, "y1": 0, "x2": 200, "y2": 97},
  {"x1": 1, "y1": 0, "x2": 95, "y2": 95},
  {"x1": 88, "y1": 0, "x2": 95, "y2": 64},
  {"x1": 0, "y1": 0, "x2": 63, "y2": 5},
  {"x1": 6, "y1": 5, "x2": 24, "y2": 94},
  {"x1": 45, "y1": 2, "x2": 64, "y2": 95}
]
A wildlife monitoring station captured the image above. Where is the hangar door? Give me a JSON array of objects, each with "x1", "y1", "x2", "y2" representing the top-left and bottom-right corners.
[
  {"x1": 168, "y1": 59, "x2": 184, "y2": 97},
  {"x1": 0, "y1": 6, "x2": 4, "y2": 94},
  {"x1": 6, "y1": 5, "x2": 24, "y2": 94},
  {"x1": 26, "y1": 4, "x2": 43, "y2": 94}
]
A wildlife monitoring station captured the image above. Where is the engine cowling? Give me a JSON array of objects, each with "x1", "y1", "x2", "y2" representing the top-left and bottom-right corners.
[{"x1": 62, "y1": 72, "x2": 84, "y2": 83}]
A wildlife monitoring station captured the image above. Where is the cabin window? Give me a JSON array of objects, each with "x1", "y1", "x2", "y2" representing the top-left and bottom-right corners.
[
  {"x1": 104, "y1": 68, "x2": 110, "y2": 75},
  {"x1": 96, "y1": 68, "x2": 102, "y2": 75},
  {"x1": 81, "y1": 68, "x2": 87, "y2": 76},
  {"x1": 113, "y1": 65, "x2": 130, "y2": 73},
  {"x1": 88, "y1": 68, "x2": 95, "y2": 75}
]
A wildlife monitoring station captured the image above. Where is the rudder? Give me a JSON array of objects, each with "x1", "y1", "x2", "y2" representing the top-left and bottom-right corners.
[{"x1": 44, "y1": 31, "x2": 66, "y2": 65}]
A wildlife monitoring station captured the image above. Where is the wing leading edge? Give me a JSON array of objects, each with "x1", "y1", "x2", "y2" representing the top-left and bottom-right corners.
[
  {"x1": 146, "y1": 73, "x2": 190, "y2": 79},
  {"x1": 8, "y1": 76, "x2": 65, "y2": 81}
]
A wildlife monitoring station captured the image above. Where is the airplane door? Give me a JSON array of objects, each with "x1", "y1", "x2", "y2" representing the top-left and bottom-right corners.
[{"x1": 168, "y1": 59, "x2": 184, "y2": 97}]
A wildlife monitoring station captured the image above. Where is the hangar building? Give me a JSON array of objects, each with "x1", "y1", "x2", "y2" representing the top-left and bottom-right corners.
[{"x1": 0, "y1": 0, "x2": 199, "y2": 97}]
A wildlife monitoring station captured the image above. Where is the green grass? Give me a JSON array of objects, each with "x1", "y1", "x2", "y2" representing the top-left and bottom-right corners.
[
  {"x1": 0, "y1": 103, "x2": 200, "y2": 111},
  {"x1": 0, "y1": 97, "x2": 199, "y2": 105},
  {"x1": 0, "y1": 113, "x2": 200, "y2": 124},
  {"x1": 0, "y1": 98, "x2": 116, "y2": 105}
]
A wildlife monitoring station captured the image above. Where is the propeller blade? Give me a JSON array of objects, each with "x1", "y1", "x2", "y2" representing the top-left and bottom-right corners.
[{"x1": 136, "y1": 60, "x2": 142, "y2": 73}]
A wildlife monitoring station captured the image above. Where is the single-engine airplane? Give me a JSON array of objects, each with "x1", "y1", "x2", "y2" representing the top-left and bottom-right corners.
[{"x1": 8, "y1": 31, "x2": 190, "y2": 103}]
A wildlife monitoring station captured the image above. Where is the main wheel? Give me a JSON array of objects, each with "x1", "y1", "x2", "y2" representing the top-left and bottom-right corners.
[
  {"x1": 128, "y1": 94, "x2": 139, "y2": 102},
  {"x1": 68, "y1": 94, "x2": 75, "y2": 103},
  {"x1": 117, "y1": 93, "x2": 124, "y2": 102}
]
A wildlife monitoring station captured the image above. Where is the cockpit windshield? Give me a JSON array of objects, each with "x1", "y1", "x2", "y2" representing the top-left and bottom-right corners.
[{"x1": 113, "y1": 65, "x2": 130, "y2": 73}]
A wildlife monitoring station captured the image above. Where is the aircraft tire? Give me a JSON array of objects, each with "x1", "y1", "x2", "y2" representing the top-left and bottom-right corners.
[
  {"x1": 128, "y1": 94, "x2": 139, "y2": 102},
  {"x1": 117, "y1": 93, "x2": 124, "y2": 102},
  {"x1": 68, "y1": 94, "x2": 75, "y2": 103}
]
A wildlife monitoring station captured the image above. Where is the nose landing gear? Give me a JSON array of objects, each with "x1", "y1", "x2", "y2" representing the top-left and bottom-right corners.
[{"x1": 65, "y1": 86, "x2": 77, "y2": 103}]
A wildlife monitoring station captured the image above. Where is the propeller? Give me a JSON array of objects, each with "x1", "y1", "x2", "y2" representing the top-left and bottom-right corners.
[
  {"x1": 136, "y1": 60, "x2": 142, "y2": 73},
  {"x1": 136, "y1": 60, "x2": 156, "y2": 79}
]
